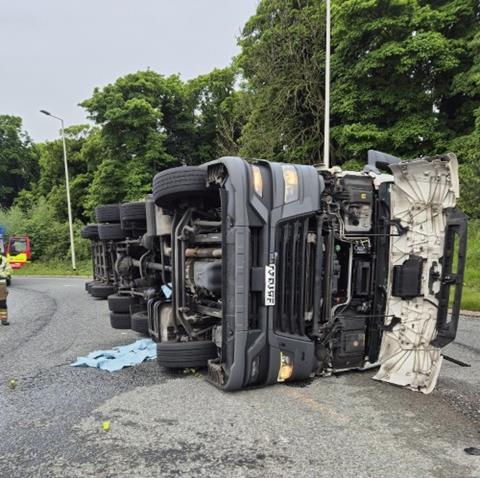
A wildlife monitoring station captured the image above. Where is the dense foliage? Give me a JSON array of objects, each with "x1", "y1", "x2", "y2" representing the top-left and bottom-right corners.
[
  {"x1": 0, "y1": 116, "x2": 39, "y2": 208},
  {"x1": 80, "y1": 69, "x2": 239, "y2": 210},
  {"x1": 238, "y1": 0, "x2": 480, "y2": 214},
  {"x1": 1, "y1": 0, "x2": 480, "y2": 263}
]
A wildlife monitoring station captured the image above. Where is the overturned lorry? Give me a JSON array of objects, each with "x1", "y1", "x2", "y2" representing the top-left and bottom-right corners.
[{"x1": 82, "y1": 152, "x2": 467, "y2": 394}]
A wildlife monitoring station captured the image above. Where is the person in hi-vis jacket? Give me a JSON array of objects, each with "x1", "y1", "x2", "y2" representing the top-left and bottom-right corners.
[{"x1": 0, "y1": 254, "x2": 11, "y2": 325}]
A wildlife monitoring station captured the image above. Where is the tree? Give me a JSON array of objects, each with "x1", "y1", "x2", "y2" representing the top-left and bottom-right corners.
[
  {"x1": 217, "y1": 88, "x2": 253, "y2": 157},
  {"x1": 449, "y1": 108, "x2": 480, "y2": 218},
  {"x1": 187, "y1": 67, "x2": 240, "y2": 162},
  {"x1": 80, "y1": 71, "x2": 195, "y2": 206},
  {"x1": 238, "y1": 0, "x2": 480, "y2": 166},
  {"x1": 30, "y1": 125, "x2": 101, "y2": 222},
  {"x1": 0, "y1": 115, "x2": 39, "y2": 208},
  {"x1": 238, "y1": 0, "x2": 327, "y2": 163},
  {"x1": 331, "y1": 0, "x2": 480, "y2": 161},
  {"x1": 80, "y1": 69, "x2": 247, "y2": 207}
]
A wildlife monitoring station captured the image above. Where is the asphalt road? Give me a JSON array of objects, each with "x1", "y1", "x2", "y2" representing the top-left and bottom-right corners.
[{"x1": 0, "y1": 277, "x2": 479, "y2": 478}]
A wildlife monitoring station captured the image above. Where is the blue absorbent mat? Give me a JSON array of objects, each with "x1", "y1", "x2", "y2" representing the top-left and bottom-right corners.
[
  {"x1": 71, "y1": 339, "x2": 157, "y2": 372},
  {"x1": 162, "y1": 284, "x2": 172, "y2": 299}
]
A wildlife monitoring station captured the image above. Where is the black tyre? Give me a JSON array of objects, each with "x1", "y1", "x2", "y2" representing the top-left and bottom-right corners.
[
  {"x1": 152, "y1": 166, "x2": 216, "y2": 209},
  {"x1": 90, "y1": 283, "x2": 115, "y2": 299},
  {"x1": 120, "y1": 202, "x2": 147, "y2": 223},
  {"x1": 108, "y1": 294, "x2": 135, "y2": 313},
  {"x1": 120, "y1": 202, "x2": 147, "y2": 236},
  {"x1": 110, "y1": 312, "x2": 131, "y2": 329},
  {"x1": 95, "y1": 204, "x2": 120, "y2": 224},
  {"x1": 6, "y1": 277, "x2": 11, "y2": 287},
  {"x1": 87, "y1": 280, "x2": 102, "y2": 294},
  {"x1": 131, "y1": 311, "x2": 149, "y2": 335},
  {"x1": 85, "y1": 280, "x2": 96, "y2": 292},
  {"x1": 157, "y1": 341, "x2": 217, "y2": 369},
  {"x1": 81, "y1": 224, "x2": 99, "y2": 240},
  {"x1": 98, "y1": 223, "x2": 126, "y2": 241}
]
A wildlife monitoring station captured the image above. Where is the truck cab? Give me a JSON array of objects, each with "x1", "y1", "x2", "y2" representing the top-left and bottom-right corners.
[
  {"x1": 86, "y1": 151, "x2": 467, "y2": 393},
  {"x1": 104, "y1": 152, "x2": 468, "y2": 394}
]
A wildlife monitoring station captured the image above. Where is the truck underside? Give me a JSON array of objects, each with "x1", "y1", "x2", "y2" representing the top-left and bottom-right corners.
[{"x1": 84, "y1": 152, "x2": 467, "y2": 394}]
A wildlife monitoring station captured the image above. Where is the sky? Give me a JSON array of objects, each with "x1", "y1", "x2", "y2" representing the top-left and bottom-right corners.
[{"x1": 0, "y1": 0, "x2": 258, "y2": 141}]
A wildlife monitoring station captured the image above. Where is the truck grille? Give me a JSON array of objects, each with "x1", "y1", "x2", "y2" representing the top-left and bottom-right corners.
[{"x1": 275, "y1": 216, "x2": 316, "y2": 336}]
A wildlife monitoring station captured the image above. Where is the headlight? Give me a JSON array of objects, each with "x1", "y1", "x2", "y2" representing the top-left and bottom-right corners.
[
  {"x1": 282, "y1": 165, "x2": 299, "y2": 203},
  {"x1": 251, "y1": 165, "x2": 263, "y2": 197},
  {"x1": 277, "y1": 352, "x2": 294, "y2": 382}
]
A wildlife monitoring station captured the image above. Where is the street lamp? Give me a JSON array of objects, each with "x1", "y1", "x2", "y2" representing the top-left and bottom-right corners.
[
  {"x1": 323, "y1": 0, "x2": 331, "y2": 169},
  {"x1": 40, "y1": 110, "x2": 77, "y2": 271}
]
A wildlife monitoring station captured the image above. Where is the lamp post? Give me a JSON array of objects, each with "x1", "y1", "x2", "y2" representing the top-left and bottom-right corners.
[
  {"x1": 40, "y1": 110, "x2": 76, "y2": 271},
  {"x1": 323, "y1": 0, "x2": 331, "y2": 169}
]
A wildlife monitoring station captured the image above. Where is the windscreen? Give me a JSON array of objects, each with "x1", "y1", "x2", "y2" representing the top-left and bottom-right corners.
[{"x1": 9, "y1": 238, "x2": 27, "y2": 255}]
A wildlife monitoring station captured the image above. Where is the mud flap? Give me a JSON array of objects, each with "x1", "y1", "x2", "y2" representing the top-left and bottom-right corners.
[{"x1": 373, "y1": 154, "x2": 466, "y2": 394}]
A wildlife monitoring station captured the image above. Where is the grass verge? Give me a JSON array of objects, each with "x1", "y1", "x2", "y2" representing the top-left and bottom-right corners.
[
  {"x1": 12, "y1": 260, "x2": 92, "y2": 277},
  {"x1": 463, "y1": 219, "x2": 480, "y2": 311}
]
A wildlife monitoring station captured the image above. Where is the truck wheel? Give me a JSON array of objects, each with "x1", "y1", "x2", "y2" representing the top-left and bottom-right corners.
[
  {"x1": 81, "y1": 224, "x2": 99, "y2": 240},
  {"x1": 98, "y1": 223, "x2": 126, "y2": 241},
  {"x1": 152, "y1": 166, "x2": 216, "y2": 210},
  {"x1": 110, "y1": 312, "x2": 131, "y2": 329},
  {"x1": 120, "y1": 202, "x2": 147, "y2": 222},
  {"x1": 86, "y1": 281, "x2": 102, "y2": 294},
  {"x1": 90, "y1": 283, "x2": 115, "y2": 299},
  {"x1": 95, "y1": 204, "x2": 120, "y2": 223},
  {"x1": 108, "y1": 294, "x2": 135, "y2": 313},
  {"x1": 85, "y1": 280, "x2": 96, "y2": 292},
  {"x1": 131, "y1": 311, "x2": 149, "y2": 335},
  {"x1": 157, "y1": 341, "x2": 217, "y2": 369},
  {"x1": 120, "y1": 201, "x2": 147, "y2": 235}
]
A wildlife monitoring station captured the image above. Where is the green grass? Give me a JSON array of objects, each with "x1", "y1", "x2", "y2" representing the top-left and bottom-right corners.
[
  {"x1": 12, "y1": 260, "x2": 92, "y2": 277},
  {"x1": 463, "y1": 219, "x2": 480, "y2": 311}
]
